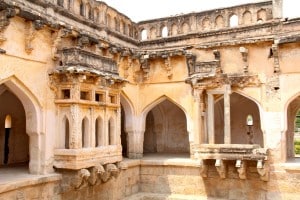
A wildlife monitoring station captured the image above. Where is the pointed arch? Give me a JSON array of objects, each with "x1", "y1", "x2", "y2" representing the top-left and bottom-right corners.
[
  {"x1": 143, "y1": 96, "x2": 190, "y2": 154},
  {"x1": 0, "y1": 76, "x2": 42, "y2": 174},
  {"x1": 61, "y1": 115, "x2": 70, "y2": 149},
  {"x1": 283, "y1": 92, "x2": 300, "y2": 160},
  {"x1": 214, "y1": 91, "x2": 264, "y2": 146},
  {"x1": 81, "y1": 116, "x2": 89, "y2": 148},
  {"x1": 95, "y1": 116, "x2": 104, "y2": 147},
  {"x1": 141, "y1": 95, "x2": 188, "y2": 119}
]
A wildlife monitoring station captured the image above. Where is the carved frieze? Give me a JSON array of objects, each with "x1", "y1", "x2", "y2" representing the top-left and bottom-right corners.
[{"x1": 59, "y1": 47, "x2": 118, "y2": 74}]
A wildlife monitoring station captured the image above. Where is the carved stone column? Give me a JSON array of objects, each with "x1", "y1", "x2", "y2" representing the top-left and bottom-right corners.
[
  {"x1": 224, "y1": 85, "x2": 231, "y2": 144},
  {"x1": 127, "y1": 130, "x2": 144, "y2": 159},
  {"x1": 207, "y1": 93, "x2": 215, "y2": 144}
]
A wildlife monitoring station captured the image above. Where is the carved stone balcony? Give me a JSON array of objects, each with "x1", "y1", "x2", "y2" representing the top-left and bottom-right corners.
[
  {"x1": 192, "y1": 144, "x2": 269, "y2": 181},
  {"x1": 58, "y1": 47, "x2": 118, "y2": 75},
  {"x1": 54, "y1": 145, "x2": 122, "y2": 170}
]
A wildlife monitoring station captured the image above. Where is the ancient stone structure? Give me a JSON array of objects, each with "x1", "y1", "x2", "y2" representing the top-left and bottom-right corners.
[{"x1": 0, "y1": 0, "x2": 300, "y2": 199}]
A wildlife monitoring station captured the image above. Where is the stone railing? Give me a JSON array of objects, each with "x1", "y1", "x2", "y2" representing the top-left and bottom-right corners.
[
  {"x1": 3, "y1": 0, "x2": 139, "y2": 40},
  {"x1": 137, "y1": 1, "x2": 273, "y2": 40},
  {"x1": 59, "y1": 47, "x2": 118, "y2": 74}
]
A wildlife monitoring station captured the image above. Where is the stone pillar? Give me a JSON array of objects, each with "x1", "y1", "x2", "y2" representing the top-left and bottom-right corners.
[
  {"x1": 207, "y1": 93, "x2": 215, "y2": 144},
  {"x1": 193, "y1": 90, "x2": 201, "y2": 144},
  {"x1": 273, "y1": 0, "x2": 283, "y2": 19},
  {"x1": 224, "y1": 85, "x2": 231, "y2": 144},
  {"x1": 70, "y1": 104, "x2": 81, "y2": 148},
  {"x1": 127, "y1": 130, "x2": 144, "y2": 159}
]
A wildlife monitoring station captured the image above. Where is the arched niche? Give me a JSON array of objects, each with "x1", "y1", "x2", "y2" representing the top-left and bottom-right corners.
[
  {"x1": 214, "y1": 92, "x2": 263, "y2": 146},
  {"x1": 82, "y1": 117, "x2": 89, "y2": 148},
  {"x1": 95, "y1": 116, "x2": 104, "y2": 147},
  {"x1": 141, "y1": 29, "x2": 147, "y2": 41},
  {"x1": 143, "y1": 99, "x2": 190, "y2": 154},
  {"x1": 229, "y1": 14, "x2": 239, "y2": 27},
  {"x1": 0, "y1": 90, "x2": 28, "y2": 166},
  {"x1": 0, "y1": 77, "x2": 42, "y2": 174}
]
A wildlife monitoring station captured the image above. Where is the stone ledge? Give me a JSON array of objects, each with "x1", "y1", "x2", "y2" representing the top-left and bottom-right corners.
[
  {"x1": 122, "y1": 192, "x2": 220, "y2": 200},
  {"x1": 282, "y1": 159, "x2": 300, "y2": 172},
  {"x1": 0, "y1": 170, "x2": 61, "y2": 194},
  {"x1": 54, "y1": 145, "x2": 122, "y2": 169}
]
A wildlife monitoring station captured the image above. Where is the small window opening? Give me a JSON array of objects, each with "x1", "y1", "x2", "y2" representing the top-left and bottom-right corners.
[
  {"x1": 80, "y1": 2, "x2": 84, "y2": 16},
  {"x1": 62, "y1": 89, "x2": 70, "y2": 99},
  {"x1": 230, "y1": 14, "x2": 239, "y2": 27},
  {"x1": 4, "y1": 115, "x2": 12, "y2": 164},
  {"x1": 246, "y1": 114, "x2": 254, "y2": 144},
  {"x1": 88, "y1": 9, "x2": 93, "y2": 20},
  {"x1": 162, "y1": 26, "x2": 168, "y2": 38},
  {"x1": 65, "y1": 118, "x2": 70, "y2": 149},
  {"x1": 95, "y1": 93, "x2": 104, "y2": 102},
  {"x1": 141, "y1": 29, "x2": 147, "y2": 41},
  {"x1": 109, "y1": 95, "x2": 116, "y2": 104},
  {"x1": 80, "y1": 91, "x2": 89, "y2": 100}
]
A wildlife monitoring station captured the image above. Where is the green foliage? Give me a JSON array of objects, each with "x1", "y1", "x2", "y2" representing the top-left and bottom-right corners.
[{"x1": 294, "y1": 140, "x2": 300, "y2": 155}]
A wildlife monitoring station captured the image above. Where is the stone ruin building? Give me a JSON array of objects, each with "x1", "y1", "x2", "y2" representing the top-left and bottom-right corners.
[{"x1": 0, "y1": 0, "x2": 300, "y2": 199}]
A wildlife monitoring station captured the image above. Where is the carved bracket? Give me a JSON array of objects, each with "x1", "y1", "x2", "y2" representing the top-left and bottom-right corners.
[
  {"x1": 162, "y1": 55, "x2": 173, "y2": 79},
  {"x1": 239, "y1": 47, "x2": 249, "y2": 73},
  {"x1": 71, "y1": 168, "x2": 90, "y2": 189},
  {"x1": 24, "y1": 20, "x2": 44, "y2": 54},
  {"x1": 215, "y1": 159, "x2": 226, "y2": 179},
  {"x1": 271, "y1": 43, "x2": 280, "y2": 73},
  {"x1": 64, "y1": 162, "x2": 127, "y2": 190},
  {"x1": 236, "y1": 160, "x2": 247, "y2": 179},
  {"x1": 186, "y1": 52, "x2": 196, "y2": 75},
  {"x1": 257, "y1": 160, "x2": 269, "y2": 181},
  {"x1": 199, "y1": 159, "x2": 208, "y2": 178},
  {"x1": 0, "y1": 8, "x2": 17, "y2": 45},
  {"x1": 139, "y1": 55, "x2": 150, "y2": 80}
]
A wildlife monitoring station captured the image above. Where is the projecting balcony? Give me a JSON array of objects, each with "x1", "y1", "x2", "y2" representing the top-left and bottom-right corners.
[
  {"x1": 58, "y1": 47, "x2": 118, "y2": 75},
  {"x1": 53, "y1": 145, "x2": 122, "y2": 170}
]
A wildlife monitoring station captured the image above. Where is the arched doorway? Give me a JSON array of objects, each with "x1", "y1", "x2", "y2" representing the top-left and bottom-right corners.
[
  {"x1": 214, "y1": 92, "x2": 263, "y2": 146},
  {"x1": 143, "y1": 99, "x2": 190, "y2": 154},
  {"x1": 286, "y1": 96, "x2": 300, "y2": 158},
  {"x1": 121, "y1": 105, "x2": 127, "y2": 157},
  {"x1": 0, "y1": 89, "x2": 28, "y2": 166}
]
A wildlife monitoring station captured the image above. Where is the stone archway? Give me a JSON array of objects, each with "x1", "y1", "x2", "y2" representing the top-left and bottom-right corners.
[
  {"x1": 0, "y1": 89, "x2": 28, "y2": 166},
  {"x1": 0, "y1": 77, "x2": 42, "y2": 174},
  {"x1": 143, "y1": 99, "x2": 190, "y2": 154},
  {"x1": 286, "y1": 95, "x2": 300, "y2": 158},
  {"x1": 214, "y1": 92, "x2": 263, "y2": 146}
]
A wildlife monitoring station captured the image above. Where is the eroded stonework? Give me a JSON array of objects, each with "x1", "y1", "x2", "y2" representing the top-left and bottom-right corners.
[{"x1": 0, "y1": 0, "x2": 300, "y2": 199}]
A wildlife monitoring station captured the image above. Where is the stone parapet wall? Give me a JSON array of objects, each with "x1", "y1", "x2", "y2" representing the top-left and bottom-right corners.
[{"x1": 137, "y1": 1, "x2": 273, "y2": 41}]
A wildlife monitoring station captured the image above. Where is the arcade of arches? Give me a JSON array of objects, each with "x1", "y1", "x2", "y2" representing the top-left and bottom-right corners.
[{"x1": 1, "y1": 0, "x2": 300, "y2": 199}]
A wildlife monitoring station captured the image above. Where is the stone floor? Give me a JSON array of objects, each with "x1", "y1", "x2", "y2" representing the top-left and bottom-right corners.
[{"x1": 0, "y1": 165, "x2": 61, "y2": 194}]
